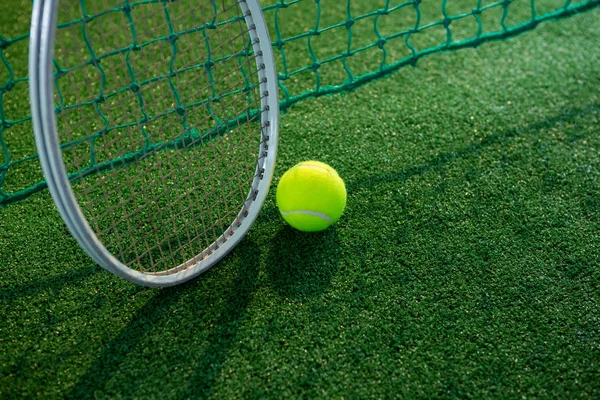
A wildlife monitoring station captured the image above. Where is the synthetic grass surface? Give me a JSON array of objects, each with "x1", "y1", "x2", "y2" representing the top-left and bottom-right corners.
[{"x1": 1, "y1": 2, "x2": 600, "y2": 399}]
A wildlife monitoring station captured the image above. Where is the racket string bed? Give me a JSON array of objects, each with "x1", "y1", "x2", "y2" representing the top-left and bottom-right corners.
[{"x1": 72, "y1": 1, "x2": 249, "y2": 271}]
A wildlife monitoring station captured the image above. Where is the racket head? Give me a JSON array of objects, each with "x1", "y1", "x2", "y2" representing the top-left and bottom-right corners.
[{"x1": 29, "y1": 0, "x2": 279, "y2": 287}]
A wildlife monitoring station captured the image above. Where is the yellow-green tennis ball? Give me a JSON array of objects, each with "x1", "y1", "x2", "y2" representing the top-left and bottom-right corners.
[{"x1": 276, "y1": 161, "x2": 347, "y2": 232}]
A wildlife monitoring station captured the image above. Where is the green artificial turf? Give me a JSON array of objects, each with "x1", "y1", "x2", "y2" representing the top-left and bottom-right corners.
[{"x1": 1, "y1": 1, "x2": 600, "y2": 399}]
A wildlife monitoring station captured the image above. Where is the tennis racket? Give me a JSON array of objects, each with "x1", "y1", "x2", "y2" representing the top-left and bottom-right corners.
[{"x1": 29, "y1": 0, "x2": 279, "y2": 287}]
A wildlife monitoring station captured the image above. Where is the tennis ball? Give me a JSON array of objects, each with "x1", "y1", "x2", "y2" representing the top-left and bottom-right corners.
[{"x1": 276, "y1": 161, "x2": 347, "y2": 232}]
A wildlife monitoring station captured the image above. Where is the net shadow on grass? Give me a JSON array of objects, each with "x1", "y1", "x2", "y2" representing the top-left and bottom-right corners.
[
  {"x1": 265, "y1": 227, "x2": 340, "y2": 300},
  {"x1": 66, "y1": 241, "x2": 260, "y2": 399},
  {"x1": 346, "y1": 102, "x2": 600, "y2": 193}
]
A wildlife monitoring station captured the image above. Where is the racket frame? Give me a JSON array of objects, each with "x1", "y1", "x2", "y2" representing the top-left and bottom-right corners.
[{"x1": 29, "y1": 0, "x2": 279, "y2": 287}]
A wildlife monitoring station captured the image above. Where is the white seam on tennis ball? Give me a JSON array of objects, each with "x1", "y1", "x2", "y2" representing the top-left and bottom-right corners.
[
  {"x1": 297, "y1": 163, "x2": 333, "y2": 175},
  {"x1": 281, "y1": 210, "x2": 333, "y2": 224}
]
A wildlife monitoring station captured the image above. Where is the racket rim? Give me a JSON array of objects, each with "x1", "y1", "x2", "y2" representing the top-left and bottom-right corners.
[{"x1": 29, "y1": 0, "x2": 279, "y2": 287}]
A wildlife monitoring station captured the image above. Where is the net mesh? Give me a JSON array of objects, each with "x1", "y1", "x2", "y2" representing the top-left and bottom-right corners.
[{"x1": 1, "y1": 0, "x2": 599, "y2": 207}]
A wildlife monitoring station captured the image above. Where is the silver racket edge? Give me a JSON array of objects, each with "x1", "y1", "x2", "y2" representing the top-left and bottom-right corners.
[{"x1": 29, "y1": 0, "x2": 279, "y2": 287}]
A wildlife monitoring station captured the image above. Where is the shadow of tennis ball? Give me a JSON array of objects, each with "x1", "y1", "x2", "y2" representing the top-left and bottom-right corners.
[{"x1": 266, "y1": 227, "x2": 340, "y2": 300}]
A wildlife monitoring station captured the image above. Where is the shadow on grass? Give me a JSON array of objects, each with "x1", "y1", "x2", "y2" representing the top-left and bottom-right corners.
[
  {"x1": 0, "y1": 264, "x2": 101, "y2": 303},
  {"x1": 265, "y1": 227, "x2": 340, "y2": 300},
  {"x1": 182, "y1": 241, "x2": 260, "y2": 398},
  {"x1": 66, "y1": 241, "x2": 260, "y2": 399},
  {"x1": 347, "y1": 102, "x2": 600, "y2": 192}
]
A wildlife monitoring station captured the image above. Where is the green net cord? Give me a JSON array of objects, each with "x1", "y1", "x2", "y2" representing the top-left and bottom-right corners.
[{"x1": 1, "y1": 0, "x2": 599, "y2": 207}]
